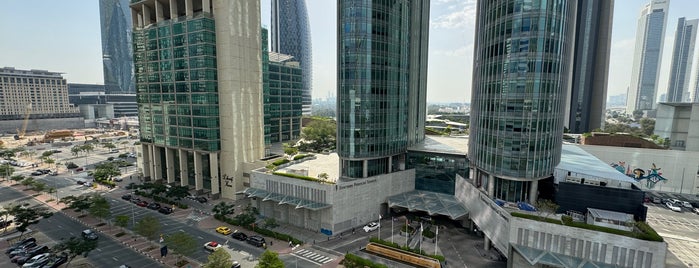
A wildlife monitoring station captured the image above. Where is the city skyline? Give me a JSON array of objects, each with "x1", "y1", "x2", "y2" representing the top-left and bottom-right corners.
[{"x1": 1, "y1": 0, "x2": 699, "y2": 104}]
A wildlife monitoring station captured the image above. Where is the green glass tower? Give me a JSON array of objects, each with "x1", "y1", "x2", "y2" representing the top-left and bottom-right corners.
[
  {"x1": 131, "y1": 0, "x2": 264, "y2": 199},
  {"x1": 469, "y1": 0, "x2": 575, "y2": 202},
  {"x1": 337, "y1": 0, "x2": 429, "y2": 179}
]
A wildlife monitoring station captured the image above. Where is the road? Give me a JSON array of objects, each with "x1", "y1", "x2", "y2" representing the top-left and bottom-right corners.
[{"x1": 0, "y1": 187, "x2": 160, "y2": 268}]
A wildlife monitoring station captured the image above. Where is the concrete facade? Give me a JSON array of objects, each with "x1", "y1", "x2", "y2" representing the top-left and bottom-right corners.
[
  {"x1": 654, "y1": 102, "x2": 699, "y2": 151},
  {"x1": 0, "y1": 117, "x2": 85, "y2": 134}
]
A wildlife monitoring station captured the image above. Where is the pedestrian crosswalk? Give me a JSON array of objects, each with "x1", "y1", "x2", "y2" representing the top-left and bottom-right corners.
[{"x1": 292, "y1": 248, "x2": 334, "y2": 265}]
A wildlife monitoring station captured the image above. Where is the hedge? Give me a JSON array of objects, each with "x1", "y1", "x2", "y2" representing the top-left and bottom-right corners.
[
  {"x1": 272, "y1": 172, "x2": 335, "y2": 184},
  {"x1": 292, "y1": 154, "x2": 313, "y2": 161},
  {"x1": 272, "y1": 159, "x2": 290, "y2": 166},
  {"x1": 341, "y1": 253, "x2": 388, "y2": 268},
  {"x1": 513, "y1": 213, "x2": 663, "y2": 242},
  {"x1": 215, "y1": 214, "x2": 304, "y2": 245},
  {"x1": 369, "y1": 237, "x2": 445, "y2": 262}
]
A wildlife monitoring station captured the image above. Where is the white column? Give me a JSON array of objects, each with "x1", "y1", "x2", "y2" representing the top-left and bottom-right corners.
[
  {"x1": 141, "y1": 144, "x2": 152, "y2": 178},
  {"x1": 152, "y1": 146, "x2": 162, "y2": 181},
  {"x1": 388, "y1": 156, "x2": 393, "y2": 173},
  {"x1": 209, "y1": 153, "x2": 219, "y2": 196},
  {"x1": 194, "y1": 152, "x2": 203, "y2": 190},
  {"x1": 484, "y1": 236, "x2": 491, "y2": 251},
  {"x1": 529, "y1": 180, "x2": 539, "y2": 205},
  {"x1": 202, "y1": 0, "x2": 211, "y2": 13},
  {"x1": 487, "y1": 174, "x2": 495, "y2": 197},
  {"x1": 155, "y1": 0, "x2": 164, "y2": 23},
  {"x1": 178, "y1": 149, "x2": 188, "y2": 187},
  {"x1": 165, "y1": 148, "x2": 175, "y2": 184},
  {"x1": 363, "y1": 160, "x2": 368, "y2": 178},
  {"x1": 169, "y1": 0, "x2": 178, "y2": 18},
  {"x1": 185, "y1": 0, "x2": 193, "y2": 17}
]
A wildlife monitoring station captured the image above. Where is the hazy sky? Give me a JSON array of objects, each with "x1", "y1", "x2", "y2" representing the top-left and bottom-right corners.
[{"x1": 1, "y1": 0, "x2": 698, "y2": 103}]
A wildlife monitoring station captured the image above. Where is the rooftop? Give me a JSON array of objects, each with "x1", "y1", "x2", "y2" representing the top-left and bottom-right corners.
[
  {"x1": 559, "y1": 144, "x2": 639, "y2": 185},
  {"x1": 408, "y1": 135, "x2": 468, "y2": 155},
  {"x1": 277, "y1": 153, "x2": 340, "y2": 183}
]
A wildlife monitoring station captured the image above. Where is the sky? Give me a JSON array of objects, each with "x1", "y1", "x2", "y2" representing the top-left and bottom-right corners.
[{"x1": 1, "y1": 0, "x2": 699, "y2": 103}]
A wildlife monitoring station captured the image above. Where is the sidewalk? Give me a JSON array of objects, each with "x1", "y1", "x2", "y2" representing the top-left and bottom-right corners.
[{"x1": 1, "y1": 179, "x2": 202, "y2": 268}]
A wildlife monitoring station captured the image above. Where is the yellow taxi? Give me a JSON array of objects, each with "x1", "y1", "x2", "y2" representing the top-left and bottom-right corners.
[{"x1": 215, "y1": 226, "x2": 232, "y2": 235}]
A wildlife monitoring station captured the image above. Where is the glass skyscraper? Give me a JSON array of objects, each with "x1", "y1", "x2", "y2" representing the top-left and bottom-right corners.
[
  {"x1": 100, "y1": 0, "x2": 135, "y2": 94},
  {"x1": 567, "y1": 0, "x2": 614, "y2": 134},
  {"x1": 271, "y1": 0, "x2": 312, "y2": 115},
  {"x1": 667, "y1": 17, "x2": 698, "y2": 103},
  {"x1": 627, "y1": 0, "x2": 670, "y2": 114},
  {"x1": 337, "y1": 0, "x2": 429, "y2": 179},
  {"x1": 470, "y1": 0, "x2": 575, "y2": 203}
]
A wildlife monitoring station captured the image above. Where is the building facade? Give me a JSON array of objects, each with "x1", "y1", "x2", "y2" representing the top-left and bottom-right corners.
[
  {"x1": 131, "y1": 0, "x2": 264, "y2": 199},
  {"x1": 627, "y1": 0, "x2": 670, "y2": 114},
  {"x1": 100, "y1": 0, "x2": 135, "y2": 94},
  {"x1": 337, "y1": 0, "x2": 429, "y2": 179},
  {"x1": 469, "y1": 0, "x2": 575, "y2": 203},
  {"x1": 68, "y1": 83, "x2": 138, "y2": 118},
  {"x1": 271, "y1": 0, "x2": 312, "y2": 115},
  {"x1": 667, "y1": 17, "x2": 698, "y2": 103},
  {"x1": 567, "y1": 0, "x2": 614, "y2": 133}
]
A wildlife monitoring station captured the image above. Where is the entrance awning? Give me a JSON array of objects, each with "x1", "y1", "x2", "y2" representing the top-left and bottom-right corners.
[
  {"x1": 512, "y1": 244, "x2": 619, "y2": 268},
  {"x1": 242, "y1": 188, "x2": 331, "y2": 211},
  {"x1": 387, "y1": 190, "x2": 469, "y2": 220}
]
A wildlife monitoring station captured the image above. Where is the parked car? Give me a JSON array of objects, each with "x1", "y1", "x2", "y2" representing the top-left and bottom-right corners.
[
  {"x1": 204, "y1": 241, "x2": 222, "y2": 251},
  {"x1": 9, "y1": 243, "x2": 38, "y2": 258},
  {"x1": 231, "y1": 231, "x2": 247, "y2": 241},
  {"x1": 131, "y1": 198, "x2": 142, "y2": 204},
  {"x1": 681, "y1": 201, "x2": 693, "y2": 208},
  {"x1": 49, "y1": 171, "x2": 58, "y2": 176},
  {"x1": 136, "y1": 200, "x2": 149, "y2": 207},
  {"x1": 82, "y1": 229, "x2": 98, "y2": 240},
  {"x1": 42, "y1": 254, "x2": 68, "y2": 268},
  {"x1": 363, "y1": 222, "x2": 380, "y2": 232},
  {"x1": 30, "y1": 171, "x2": 43, "y2": 176},
  {"x1": 666, "y1": 202, "x2": 682, "y2": 212},
  {"x1": 216, "y1": 226, "x2": 232, "y2": 235},
  {"x1": 5, "y1": 237, "x2": 36, "y2": 254},
  {"x1": 246, "y1": 235, "x2": 265, "y2": 247},
  {"x1": 113, "y1": 177, "x2": 123, "y2": 182},
  {"x1": 231, "y1": 261, "x2": 241, "y2": 268},
  {"x1": 75, "y1": 167, "x2": 84, "y2": 172},
  {"x1": 694, "y1": 207, "x2": 699, "y2": 215},
  {"x1": 196, "y1": 196, "x2": 208, "y2": 203},
  {"x1": 0, "y1": 219, "x2": 13, "y2": 228},
  {"x1": 12, "y1": 245, "x2": 49, "y2": 264},
  {"x1": 147, "y1": 203, "x2": 161, "y2": 210},
  {"x1": 20, "y1": 252, "x2": 51, "y2": 268},
  {"x1": 125, "y1": 182, "x2": 137, "y2": 189},
  {"x1": 158, "y1": 207, "x2": 173, "y2": 214},
  {"x1": 121, "y1": 194, "x2": 132, "y2": 201}
]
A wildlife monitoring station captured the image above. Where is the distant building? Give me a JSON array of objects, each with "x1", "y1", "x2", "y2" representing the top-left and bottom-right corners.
[
  {"x1": 99, "y1": 0, "x2": 135, "y2": 94},
  {"x1": 68, "y1": 83, "x2": 137, "y2": 118},
  {"x1": 262, "y1": 28, "x2": 303, "y2": 146},
  {"x1": 271, "y1": 0, "x2": 312, "y2": 115},
  {"x1": 567, "y1": 0, "x2": 614, "y2": 133},
  {"x1": 667, "y1": 17, "x2": 698, "y2": 102},
  {"x1": 0, "y1": 67, "x2": 83, "y2": 132},
  {"x1": 627, "y1": 0, "x2": 670, "y2": 114}
]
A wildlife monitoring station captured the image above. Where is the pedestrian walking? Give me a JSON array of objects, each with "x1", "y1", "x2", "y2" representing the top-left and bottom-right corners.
[
  {"x1": 270, "y1": 240, "x2": 273, "y2": 246},
  {"x1": 289, "y1": 240, "x2": 293, "y2": 247}
]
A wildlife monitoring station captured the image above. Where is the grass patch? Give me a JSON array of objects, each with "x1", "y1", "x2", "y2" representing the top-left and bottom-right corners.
[
  {"x1": 511, "y1": 213, "x2": 663, "y2": 242},
  {"x1": 272, "y1": 172, "x2": 335, "y2": 184},
  {"x1": 115, "y1": 232, "x2": 126, "y2": 237},
  {"x1": 175, "y1": 260, "x2": 189, "y2": 267}
]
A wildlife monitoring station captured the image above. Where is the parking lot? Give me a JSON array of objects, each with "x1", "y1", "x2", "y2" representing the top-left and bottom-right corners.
[{"x1": 644, "y1": 192, "x2": 699, "y2": 268}]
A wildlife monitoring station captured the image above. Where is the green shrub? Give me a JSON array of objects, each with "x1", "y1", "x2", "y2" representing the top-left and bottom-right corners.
[
  {"x1": 342, "y1": 253, "x2": 388, "y2": 268},
  {"x1": 422, "y1": 228, "x2": 435, "y2": 239},
  {"x1": 292, "y1": 154, "x2": 312, "y2": 161},
  {"x1": 272, "y1": 172, "x2": 335, "y2": 184},
  {"x1": 272, "y1": 159, "x2": 290, "y2": 166}
]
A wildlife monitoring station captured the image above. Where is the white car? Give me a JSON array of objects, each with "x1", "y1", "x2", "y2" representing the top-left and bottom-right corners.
[
  {"x1": 21, "y1": 253, "x2": 51, "y2": 268},
  {"x1": 203, "y1": 241, "x2": 222, "y2": 251},
  {"x1": 363, "y1": 222, "x2": 380, "y2": 232},
  {"x1": 681, "y1": 201, "x2": 693, "y2": 208},
  {"x1": 666, "y1": 202, "x2": 682, "y2": 212},
  {"x1": 693, "y1": 207, "x2": 699, "y2": 215}
]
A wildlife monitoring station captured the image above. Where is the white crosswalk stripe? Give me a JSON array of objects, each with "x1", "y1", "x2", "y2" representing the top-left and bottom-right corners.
[{"x1": 292, "y1": 248, "x2": 334, "y2": 264}]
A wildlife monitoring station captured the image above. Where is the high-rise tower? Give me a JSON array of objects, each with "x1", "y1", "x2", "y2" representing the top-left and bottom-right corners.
[
  {"x1": 567, "y1": 0, "x2": 614, "y2": 133},
  {"x1": 469, "y1": 0, "x2": 576, "y2": 203},
  {"x1": 667, "y1": 17, "x2": 698, "y2": 103},
  {"x1": 271, "y1": 0, "x2": 312, "y2": 115},
  {"x1": 627, "y1": 0, "x2": 670, "y2": 114},
  {"x1": 100, "y1": 0, "x2": 135, "y2": 94},
  {"x1": 131, "y1": 0, "x2": 264, "y2": 198},
  {"x1": 337, "y1": 0, "x2": 429, "y2": 179}
]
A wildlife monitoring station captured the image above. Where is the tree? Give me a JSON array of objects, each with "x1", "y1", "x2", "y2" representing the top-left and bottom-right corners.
[
  {"x1": 164, "y1": 231, "x2": 197, "y2": 263},
  {"x1": 263, "y1": 218, "x2": 279, "y2": 229},
  {"x1": 317, "y1": 172, "x2": 329, "y2": 180},
  {"x1": 203, "y1": 247, "x2": 233, "y2": 268},
  {"x1": 301, "y1": 118, "x2": 337, "y2": 151},
  {"x1": 256, "y1": 250, "x2": 284, "y2": 268},
  {"x1": 53, "y1": 236, "x2": 98, "y2": 267},
  {"x1": 0, "y1": 164, "x2": 14, "y2": 181},
  {"x1": 535, "y1": 199, "x2": 560, "y2": 220},
  {"x1": 92, "y1": 162, "x2": 121, "y2": 181},
  {"x1": 31, "y1": 181, "x2": 47, "y2": 192},
  {"x1": 61, "y1": 195, "x2": 92, "y2": 214},
  {"x1": 212, "y1": 202, "x2": 235, "y2": 217},
  {"x1": 20, "y1": 177, "x2": 35, "y2": 188},
  {"x1": 135, "y1": 215, "x2": 161, "y2": 240},
  {"x1": 283, "y1": 143, "x2": 298, "y2": 157},
  {"x1": 115, "y1": 215, "x2": 129, "y2": 229},
  {"x1": 10, "y1": 175, "x2": 24, "y2": 184},
  {"x1": 101, "y1": 142, "x2": 116, "y2": 150},
  {"x1": 632, "y1": 110, "x2": 644, "y2": 121},
  {"x1": 43, "y1": 157, "x2": 55, "y2": 168},
  {"x1": 89, "y1": 195, "x2": 111, "y2": 222},
  {"x1": 165, "y1": 185, "x2": 190, "y2": 200},
  {"x1": 0, "y1": 149, "x2": 16, "y2": 159},
  {"x1": 234, "y1": 204, "x2": 258, "y2": 227},
  {"x1": 640, "y1": 118, "x2": 655, "y2": 136},
  {"x1": 7, "y1": 204, "x2": 53, "y2": 238}
]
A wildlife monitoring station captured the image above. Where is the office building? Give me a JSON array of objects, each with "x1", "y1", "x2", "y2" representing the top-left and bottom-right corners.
[
  {"x1": 100, "y1": 0, "x2": 136, "y2": 94},
  {"x1": 262, "y1": 28, "x2": 303, "y2": 146},
  {"x1": 667, "y1": 17, "x2": 698, "y2": 102},
  {"x1": 567, "y1": 0, "x2": 614, "y2": 133},
  {"x1": 271, "y1": 0, "x2": 312, "y2": 115},
  {"x1": 0, "y1": 67, "x2": 83, "y2": 132},
  {"x1": 337, "y1": 0, "x2": 429, "y2": 179},
  {"x1": 68, "y1": 83, "x2": 138, "y2": 118},
  {"x1": 469, "y1": 0, "x2": 575, "y2": 203},
  {"x1": 627, "y1": 0, "x2": 670, "y2": 114},
  {"x1": 130, "y1": 0, "x2": 264, "y2": 199}
]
